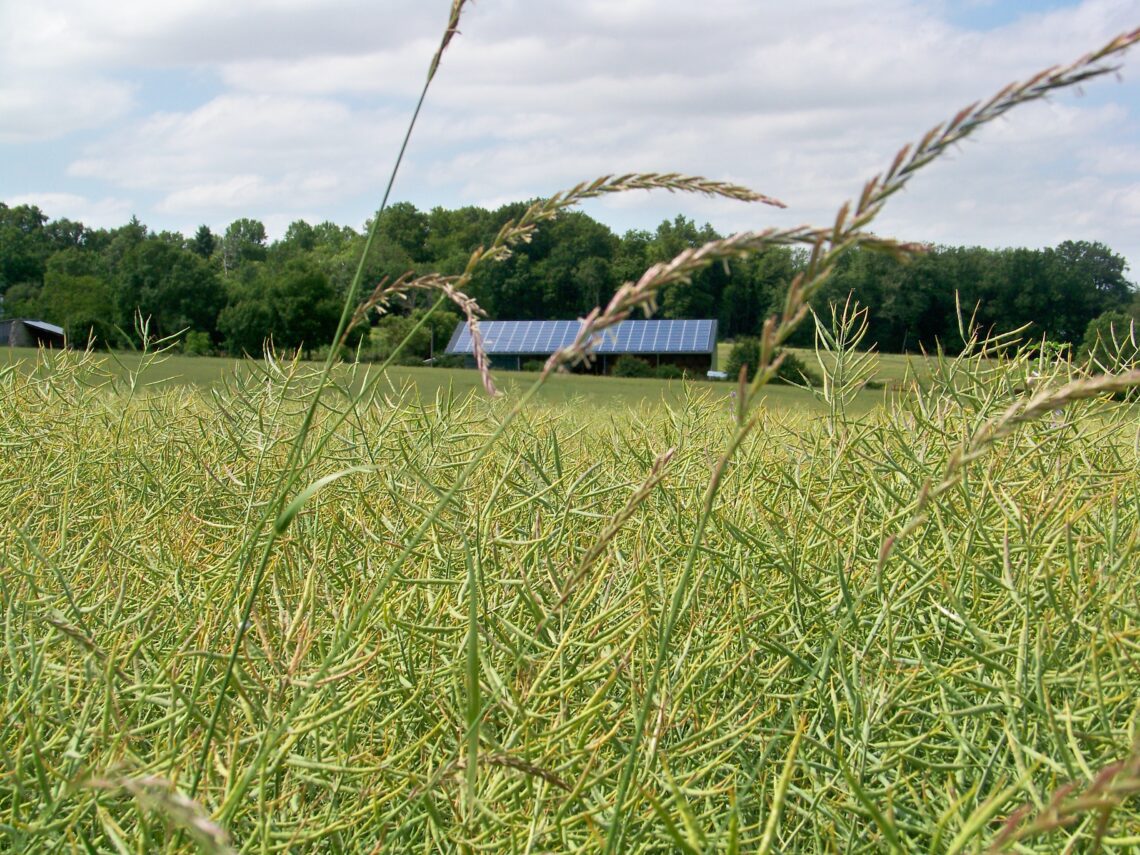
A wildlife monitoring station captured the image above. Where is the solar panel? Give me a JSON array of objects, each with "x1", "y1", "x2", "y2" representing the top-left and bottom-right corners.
[{"x1": 444, "y1": 319, "x2": 717, "y2": 356}]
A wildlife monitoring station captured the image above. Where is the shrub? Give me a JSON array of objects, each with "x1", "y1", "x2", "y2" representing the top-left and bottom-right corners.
[
  {"x1": 521, "y1": 359, "x2": 546, "y2": 372},
  {"x1": 723, "y1": 338, "x2": 760, "y2": 381},
  {"x1": 611, "y1": 354, "x2": 654, "y2": 377},
  {"x1": 1079, "y1": 310, "x2": 1139, "y2": 370},
  {"x1": 774, "y1": 351, "x2": 822, "y2": 387},
  {"x1": 431, "y1": 354, "x2": 466, "y2": 369},
  {"x1": 182, "y1": 330, "x2": 213, "y2": 356},
  {"x1": 654, "y1": 363, "x2": 684, "y2": 379},
  {"x1": 725, "y1": 339, "x2": 821, "y2": 386}
]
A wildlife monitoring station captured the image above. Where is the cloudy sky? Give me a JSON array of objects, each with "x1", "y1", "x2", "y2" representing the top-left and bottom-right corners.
[{"x1": 2, "y1": 0, "x2": 1140, "y2": 275}]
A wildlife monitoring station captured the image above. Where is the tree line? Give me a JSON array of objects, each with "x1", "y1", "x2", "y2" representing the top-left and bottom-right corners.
[{"x1": 1, "y1": 200, "x2": 1136, "y2": 359}]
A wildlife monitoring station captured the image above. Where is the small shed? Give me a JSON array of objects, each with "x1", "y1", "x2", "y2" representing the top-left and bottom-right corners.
[
  {"x1": 0, "y1": 319, "x2": 67, "y2": 349},
  {"x1": 444, "y1": 319, "x2": 718, "y2": 374}
]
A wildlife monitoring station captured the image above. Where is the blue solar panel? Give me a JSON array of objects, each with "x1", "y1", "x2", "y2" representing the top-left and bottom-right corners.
[{"x1": 445, "y1": 319, "x2": 717, "y2": 356}]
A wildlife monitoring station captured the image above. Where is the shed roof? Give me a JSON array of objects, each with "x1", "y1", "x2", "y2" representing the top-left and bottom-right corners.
[
  {"x1": 445, "y1": 319, "x2": 717, "y2": 356},
  {"x1": 22, "y1": 320, "x2": 65, "y2": 336}
]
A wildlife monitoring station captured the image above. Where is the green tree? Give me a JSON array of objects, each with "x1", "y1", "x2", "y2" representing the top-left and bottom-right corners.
[
  {"x1": 534, "y1": 211, "x2": 618, "y2": 317},
  {"x1": 280, "y1": 220, "x2": 316, "y2": 254},
  {"x1": 719, "y1": 247, "x2": 797, "y2": 339},
  {"x1": 273, "y1": 263, "x2": 341, "y2": 357},
  {"x1": 218, "y1": 295, "x2": 275, "y2": 356},
  {"x1": 44, "y1": 217, "x2": 88, "y2": 251},
  {"x1": 369, "y1": 308, "x2": 461, "y2": 363},
  {"x1": 221, "y1": 218, "x2": 268, "y2": 274},
  {"x1": 375, "y1": 202, "x2": 429, "y2": 263},
  {"x1": 115, "y1": 240, "x2": 225, "y2": 341},
  {"x1": 724, "y1": 338, "x2": 816, "y2": 385},
  {"x1": 190, "y1": 225, "x2": 217, "y2": 259},
  {"x1": 649, "y1": 216, "x2": 721, "y2": 319},
  {"x1": 0, "y1": 203, "x2": 50, "y2": 291},
  {"x1": 39, "y1": 248, "x2": 117, "y2": 345},
  {"x1": 0, "y1": 282, "x2": 41, "y2": 319},
  {"x1": 313, "y1": 222, "x2": 362, "y2": 295},
  {"x1": 614, "y1": 229, "x2": 652, "y2": 286}
]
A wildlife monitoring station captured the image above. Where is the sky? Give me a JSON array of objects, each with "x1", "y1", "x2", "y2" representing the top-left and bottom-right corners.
[{"x1": 2, "y1": 0, "x2": 1140, "y2": 278}]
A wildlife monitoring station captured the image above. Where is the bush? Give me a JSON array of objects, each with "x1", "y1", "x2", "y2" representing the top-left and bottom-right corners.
[
  {"x1": 310, "y1": 343, "x2": 359, "y2": 363},
  {"x1": 1079, "y1": 310, "x2": 1139, "y2": 370},
  {"x1": 655, "y1": 363, "x2": 684, "y2": 380},
  {"x1": 521, "y1": 359, "x2": 546, "y2": 372},
  {"x1": 724, "y1": 339, "x2": 760, "y2": 381},
  {"x1": 182, "y1": 330, "x2": 213, "y2": 356},
  {"x1": 774, "y1": 351, "x2": 822, "y2": 387},
  {"x1": 611, "y1": 355, "x2": 654, "y2": 377},
  {"x1": 365, "y1": 308, "x2": 462, "y2": 364},
  {"x1": 724, "y1": 338, "x2": 821, "y2": 386},
  {"x1": 431, "y1": 355, "x2": 466, "y2": 369}
]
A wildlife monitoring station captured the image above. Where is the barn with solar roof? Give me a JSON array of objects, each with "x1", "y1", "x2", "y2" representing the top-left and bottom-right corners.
[{"x1": 443, "y1": 319, "x2": 718, "y2": 375}]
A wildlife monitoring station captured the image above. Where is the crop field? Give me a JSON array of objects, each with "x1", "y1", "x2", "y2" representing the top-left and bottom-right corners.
[{"x1": 1, "y1": 340, "x2": 1138, "y2": 853}]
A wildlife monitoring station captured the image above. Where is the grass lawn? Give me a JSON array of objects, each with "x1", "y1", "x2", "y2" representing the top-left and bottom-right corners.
[
  {"x1": 716, "y1": 341, "x2": 934, "y2": 385},
  {"x1": 2, "y1": 345, "x2": 896, "y2": 413}
]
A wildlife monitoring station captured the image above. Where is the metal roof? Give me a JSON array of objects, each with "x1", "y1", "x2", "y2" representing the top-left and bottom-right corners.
[
  {"x1": 445, "y1": 319, "x2": 717, "y2": 356},
  {"x1": 22, "y1": 320, "x2": 65, "y2": 336}
]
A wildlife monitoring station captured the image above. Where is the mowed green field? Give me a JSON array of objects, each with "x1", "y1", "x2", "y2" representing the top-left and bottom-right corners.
[
  {"x1": 1, "y1": 345, "x2": 894, "y2": 413},
  {"x1": 2, "y1": 344, "x2": 1138, "y2": 852},
  {"x1": 717, "y1": 341, "x2": 935, "y2": 385}
]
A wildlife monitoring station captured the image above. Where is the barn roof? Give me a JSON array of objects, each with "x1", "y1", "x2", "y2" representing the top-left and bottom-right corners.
[
  {"x1": 22, "y1": 320, "x2": 65, "y2": 336},
  {"x1": 444, "y1": 319, "x2": 717, "y2": 356}
]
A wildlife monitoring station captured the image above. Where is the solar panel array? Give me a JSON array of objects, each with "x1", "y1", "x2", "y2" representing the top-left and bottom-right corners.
[{"x1": 445, "y1": 319, "x2": 717, "y2": 356}]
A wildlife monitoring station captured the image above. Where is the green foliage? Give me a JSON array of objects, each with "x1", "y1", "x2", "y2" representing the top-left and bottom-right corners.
[
  {"x1": 114, "y1": 240, "x2": 225, "y2": 343},
  {"x1": 217, "y1": 296, "x2": 274, "y2": 356},
  {"x1": 774, "y1": 350, "x2": 821, "y2": 386},
  {"x1": 723, "y1": 337, "x2": 759, "y2": 381},
  {"x1": 219, "y1": 262, "x2": 341, "y2": 357},
  {"x1": 3, "y1": 196, "x2": 1135, "y2": 360},
  {"x1": 42, "y1": 273, "x2": 116, "y2": 346},
  {"x1": 654, "y1": 363, "x2": 684, "y2": 379},
  {"x1": 366, "y1": 307, "x2": 461, "y2": 363},
  {"x1": 221, "y1": 217, "x2": 268, "y2": 273},
  {"x1": 189, "y1": 225, "x2": 216, "y2": 260},
  {"x1": 521, "y1": 358, "x2": 546, "y2": 371},
  {"x1": 1079, "y1": 309, "x2": 1140, "y2": 371},
  {"x1": 611, "y1": 354, "x2": 654, "y2": 377},
  {"x1": 780, "y1": 241, "x2": 1136, "y2": 352},
  {"x1": 0, "y1": 202, "x2": 49, "y2": 289},
  {"x1": 182, "y1": 330, "x2": 213, "y2": 356},
  {"x1": 726, "y1": 337, "x2": 821, "y2": 385},
  {"x1": 274, "y1": 264, "x2": 341, "y2": 356},
  {"x1": 651, "y1": 215, "x2": 723, "y2": 320},
  {"x1": 0, "y1": 281, "x2": 42, "y2": 319}
]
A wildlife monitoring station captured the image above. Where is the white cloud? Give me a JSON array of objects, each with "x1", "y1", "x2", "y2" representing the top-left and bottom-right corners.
[
  {"x1": 2, "y1": 0, "x2": 1140, "y2": 270},
  {"x1": 0, "y1": 72, "x2": 135, "y2": 143},
  {"x1": 68, "y1": 94, "x2": 407, "y2": 203},
  {"x1": 6, "y1": 192, "x2": 135, "y2": 228}
]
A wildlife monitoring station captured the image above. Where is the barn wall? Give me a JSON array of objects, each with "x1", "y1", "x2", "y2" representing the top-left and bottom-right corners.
[
  {"x1": 0, "y1": 321, "x2": 35, "y2": 347},
  {"x1": 0, "y1": 321, "x2": 66, "y2": 348},
  {"x1": 475, "y1": 352, "x2": 713, "y2": 375}
]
